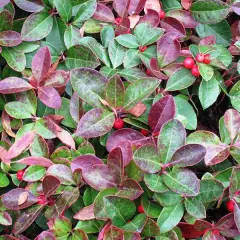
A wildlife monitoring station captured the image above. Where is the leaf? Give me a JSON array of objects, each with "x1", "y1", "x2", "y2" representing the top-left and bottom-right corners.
[
  {"x1": 108, "y1": 39, "x2": 127, "y2": 69},
  {"x1": 163, "y1": 168, "x2": 200, "y2": 197},
  {"x1": 0, "y1": 31, "x2": 21, "y2": 47},
  {"x1": 230, "y1": 81, "x2": 240, "y2": 112},
  {"x1": 190, "y1": 0, "x2": 231, "y2": 24},
  {"x1": 134, "y1": 22, "x2": 164, "y2": 47},
  {"x1": 196, "y1": 20, "x2": 232, "y2": 47},
  {"x1": 36, "y1": 231, "x2": 55, "y2": 240},
  {"x1": 18, "y1": 192, "x2": 29, "y2": 205},
  {"x1": 123, "y1": 78, "x2": 159, "y2": 110},
  {"x1": 42, "y1": 175, "x2": 60, "y2": 198},
  {"x1": 0, "y1": 77, "x2": 33, "y2": 94},
  {"x1": 16, "y1": 156, "x2": 53, "y2": 167},
  {"x1": 144, "y1": 173, "x2": 169, "y2": 193},
  {"x1": 170, "y1": 144, "x2": 206, "y2": 167},
  {"x1": 21, "y1": 12, "x2": 53, "y2": 41},
  {"x1": 0, "y1": 0, "x2": 10, "y2": 8},
  {"x1": 64, "y1": 25, "x2": 82, "y2": 49},
  {"x1": 199, "y1": 76, "x2": 220, "y2": 109},
  {"x1": 166, "y1": 68, "x2": 196, "y2": 91},
  {"x1": 104, "y1": 226, "x2": 124, "y2": 240},
  {"x1": 133, "y1": 144, "x2": 161, "y2": 173},
  {"x1": 32, "y1": 46, "x2": 51, "y2": 83},
  {"x1": 0, "y1": 10, "x2": 12, "y2": 33},
  {"x1": 54, "y1": 0, "x2": 72, "y2": 23},
  {"x1": 184, "y1": 198, "x2": 206, "y2": 219},
  {"x1": 0, "y1": 212, "x2": 12, "y2": 226},
  {"x1": 73, "y1": 0, "x2": 97, "y2": 25},
  {"x1": 30, "y1": 134, "x2": 49, "y2": 158},
  {"x1": 1, "y1": 47, "x2": 26, "y2": 72},
  {"x1": 234, "y1": 202, "x2": 240, "y2": 231},
  {"x1": 142, "y1": 218, "x2": 160, "y2": 237},
  {"x1": 76, "y1": 108, "x2": 115, "y2": 138},
  {"x1": 0, "y1": 172, "x2": 9, "y2": 187},
  {"x1": 229, "y1": 167, "x2": 240, "y2": 199},
  {"x1": 50, "y1": 216, "x2": 72, "y2": 237},
  {"x1": 116, "y1": 34, "x2": 139, "y2": 49},
  {"x1": 5, "y1": 101, "x2": 32, "y2": 119},
  {"x1": 70, "y1": 68, "x2": 108, "y2": 108},
  {"x1": 23, "y1": 165, "x2": 46, "y2": 182},
  {"x1": 92, "y1": 3, "x2": 115, "y2": 23},
  {"x1": 198, "y1": 63, "x2": 214, "y2": 81},
  {"x1": 74, "y1": 204, "x2": 95, "y2": 220},
  {"x1": 161, "y1": 0, "x2": 182, "y2": 11},
  {"x1": 157, "y1": 202, "x2": 184, "y2": 233},
  {"x1": 196, "y1": 179, "x2": 224, "y2": 203},
  {"x1": 13, "y1": 0, "x2": 44, "y2": 12},
  {"x1": 82, "y1": 164, "x2": 118, "y2": 191}
]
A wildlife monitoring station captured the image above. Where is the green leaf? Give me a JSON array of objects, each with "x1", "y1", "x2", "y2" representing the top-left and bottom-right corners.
[
  {"x1": 199, "y1": 76, "x2": 220, "y2": 110},
  {"x1": 133, "y1": 144, "x2": 161, "y2": 173},
  {"x1": 123, "y1": 49, "x2": 141, "y2": 69},
  {"x1": 108, "y1": 39, "x2": 127, "y2": 69},
  {"x1": 116, "y1": 34, "x2": 139, "y2": 49},
  {"x1": 118, "y1": 68, "x2": 147, "y2": 82},
  {"x1": 121, "y1": 214, "x2": 147, "y2": 233},
  {"x1": 230, "y1": 167, "x2": 240, "y2": 199},
  {"x1": 73, "y1": 0, "x2": 97, "y2": 26},
  {"x1": 123, "y1": 78, "x2": 159, "y2": 110},
  {"x1": 163, "y1": 169, "x2": 200, "y2": 197},
  {"x1": 141, "y1": 195, "x2": 162, "y2": 218},
  {"x1": 84, "y1": 18, "x2": 101, "y2": 34},
  {"x1": 154, "y1": 191, "x2": 182, "y2": 207},
  {"x1": 0, "y1": 10, "x2": 13, "y2": 32},
  {"x1": 1, "y1": 47, "x2": 26, "y2": 72},
  {"x1": 0, "y1": 172, "x2": 9, "y2": 187},
  {"x1": 23, "y1": 165, "x2": 46, "y2": 182},
  {"x1": 144, "y1": 173, "x2": 169, "y2": 193},
  {"x1": 5, "y1": 101, "x2": 32, "y2": 119},
  {"x1": 101, "y1": 25, "x2": 115, "y2": 48},
  {"x1": 54, "y1": 0, "x2": 72, "y2": 23},
  {"x1": 142, "y1": 218, "x2": 160, "y2": 237},
  {"x1": 196, "y1": 20, "x2": 232, "y2": 47},
  {"x1": 65, "y1": 45, "x2": 100, "y2": 69},
  {"x1": 21, "y1": 12, "x2": 53, "y2": 41},
  {"x1": 196, "y1": 179, "x2": 224, "y2": 203},
  {"x1": 134, "y1": 23, "x2": 164, "y2": 47},
  {"x1": 219, "y1": 116, "x2": 231, "y2": 145},
  {"x1": 198, "y1": 63, "x2": 214, "y2": 81},
  {"x1": 184, "y1": 198, "x2": 206, "y2": 219},
  {"x1": 190, "y1": 0, "x2": 231, "y2": 24},
  {"x1": 161, "y1": 0, "x2": 182, "y2": 11},
  {"x1": 166, "y1": 68, "x2": 196, "y2": 91},
  {"x1": 64, "y1": 25, "x2": 82, "y2": 49},
  {"x1": 30, "y1": 135, "x2": 49, "y2": 158},
  {"x1": 157, "y1": 119, "x2": 186, "y2": 164},
  {"x1": 230, "y1": 81, "x2": 240, "y2": 112},
  {"x1": 157, "y1": 202, "x2": 184, "y2": 234},
  {"x1": 51, "y1": 216, "x2": 72, "y2": 237},
  {"x1": 16, "y1": 90, "x2": 37, "y2": 115}
]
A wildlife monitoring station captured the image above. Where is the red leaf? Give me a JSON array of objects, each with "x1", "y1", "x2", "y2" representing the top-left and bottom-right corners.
[
  {"x1": 42, "y1": 175, "x2": 61, "y2": 197},
  {"x1": 0, "y1": 77, "x2": 33, "y2": 94},
  {"x1": 32, "y1": 46, "x2": 51, "y2": 84},
  {"x1": 144, "y1": 0, "x2": 161, "y2": 13},
  {"x1": 181, "y1": 0, "x2": 192, "y2": 10},
  {"x1": 150, "y1": 58, "x2": 168, "y2": 79},
  {"x1": 74, "y1": 204, "x2": 95, "y2": 220},
  {"x1": 113, "y1": 0, "x2": 130, "y2": 17},
  {"x1": 0, "y1": 31, "x2": 22, "y2": 47},
  {"x1": 38, "y1": 86, "x2": 62, "y2": 109},
  {"x1": 93, "y1": 3, "x2": 115, "y2": 23},
  {"x1": 216, "y1": 213, "x2": 235, "y2": 231},
  {"x1": 6, "y1": 131, "x2": 35, "y2": 161},
  {"x1": 148, "y1": 95, "x2": 176, "y2": 133},
  {"x1": 35, "y1": 231, "x2": 55, "y2": 240},
  {"x1": 199, "y1": 35, "x2": 216, "y2": 45},
  {"x1": 70, "y1": 92, "x2": 84, "y2": 123},
  {"x1": 138, "y1": 9, "x2": 160, "y2": 27},
  {"x1": 128, "y1": 0, "x2": 147, "y2": 15},
  {"x1": 16, "y1": 156, "x2": 53, "y2": 167}
]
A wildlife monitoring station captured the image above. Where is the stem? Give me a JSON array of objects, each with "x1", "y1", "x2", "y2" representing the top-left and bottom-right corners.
[{"x1": 223, "y1": 62, "x2": 238, "y2": 77}]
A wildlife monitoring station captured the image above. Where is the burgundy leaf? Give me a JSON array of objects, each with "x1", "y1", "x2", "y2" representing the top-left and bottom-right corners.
[
  {"x1": 138, "y1": 9, "x2": 159, "y2": 27},
  {"x1": 234, "y1": 202, "x2": 240, "y2": 231},
  {"x1": 16, "y1": 156, "x2": 53, "y2": 167},
  {"x1": 42, "y1": 175, "x2": 61, "y2": 198},
  {"x1": 148, "y1": 95, "x2": 176, "y2": 133},
  {"x1": 113, "y1": 0, "x2": 130, "y2": 17},
  {"x1": 107, "y1": 147, "x2": 124, "y2": 184},
  {"x1": 224, "y1": 109, "x2": 240, "y2": 142},
  {"x1": 44, "y1": 70, "x2": 69, "y2": 88},
  {"x1": 2, "y1": 189, "x2": 37, "y2": 210},
  {"x1": 74, "y1": 204, "x2": 95, "y2": 220},
  {"x1": 170, "y1": 144, "x2": 206, "y2": 167},
  {"x1": 0, "y1": 77, "x2": 33, "y2": 94},
  {"x1": 6, "y1": 131, "x2": 35, "y2": 161},
  {"x1": 71, "y1": 155, "x2": 103, "y2": 172},
  {"x1": 232, "y1": 2, "x2": 240, "y2": 15},
  {"x1": 157, "y1": 33, "x2": 181, "y2": 67},
  {"x1": 0, "y1": 145, "x2": 9, "y2": 166},
  {"x1": 150, "y1": 58, "x2": 168, "y2": 79},
  {"x1": 82, "y1": 164, "x2": 118, "y2": 191},
  {"x1": 128, "y1": 0, "x2": 146, "y2": 15},
  {"x1": 181, "y1": 0, "x2": 192, "y2": 10},
  {"x1": 13, "y1": 0, "x2": 44, "y2": 12},
  {"x1": 93, "y1": 3, "x2": 115, "y2": 23},
  {"x1": 35, "y1": 231, "x2": 55, "y2": 240},
  {"x1": 115, "y1": 17, "x2": 131, "y2": 36},
  {"x1": 0, "y1": 31, "x2": 22, "y2": 47},
  {"x1": 32, "y1": 46, "x2": 51, "y2": 84},
  {"x1": 70, "y1": 92, "x2": 84, "y2": 123},
  {"x1": 0, "y1": 0, "x2": 10, "y2": 8},
  {"x1": 38, "y1": 86, "x2": 62, "y2": 109},
  {"x1": 216, "y1": 213, "x2": 235, "y2": 231},
  {"x1": 160, "y1": 17, "x2": 186, "y2": 39},
  {"x1": 199, "y1": 35, "x2": 216, "y2": 45},
  {"x1": 2, "y1": 110, "x2": 16, "y2": 138}
]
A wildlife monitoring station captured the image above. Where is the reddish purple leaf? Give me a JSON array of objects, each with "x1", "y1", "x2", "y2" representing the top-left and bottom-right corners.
[
  {"x1": 166, "y1": 10, "x2": 198, "y2": 28},
  {"x1": 0, "y1": 77, "x2": 33, "y2": 94},
  {"x1": 98, "y1": 222, "x2": 112, "y2": 240},
  {"x1": 82, "y1": 164, "x2": 118, "y2": 191},
  {"x1": 232, "y1": 2, "x2": 240, "y2": 15},
  {"x1": 181, "y1": 0, "x2": 192, "y2": 10},
  {"x1": 44, "y1": 70, "x2": 69, "y2": 88},
  {"x1": 203, "y1": 231, "x2": 226, "y2": 240},
  {"x1": 0, "y1": 31, "x2": 22, "y2": 47},
  {"x1": 74, "y1": 204, "x2": 95, "y2": 220},
  {"x1": 138, "y1": 9, "x2": 160, "y2": 27},
  {"x1": 157, "y1": 33, "x2": 181, "y2": 67},
  {"x1": 113, "y1": 0, "x2": 130, "y2": 17},
  {"x1": 14, "y1": 0, "x2": 44, "y2": 12},
  {"x1": 35, "y1": 231, "x2": 55, "y2": 240},
  {"x1": 234, "y1": 201, "x2": 240, "y2": 232},
  {"x1": 103, "y1": 226, "x2": 124, "y2": 240},
  {"x1": 216, "y1": 213, "x2": 235, "y2": 231},
  {"x1": 0, "y1": 0, "x2": 10, "y2": 8},
  {"x1": 170, "y1": 144, "x2": 206, "y2": 167},
  {"x1": 199, "y1": 35, "x2": 216, "y2": 45},
  {"x1": 115, "y1": 17, "x2": 131, "y2": 35},
  {"x1": 107, "y1": 147, "x2": 124, "y2": 184},
  {"x1": 128, "y1": 0, "x2": 146, "y2": 15},
  {"x1": 224, "y1": 109, "x2": 240, "y2": 142},
  {"x1": 0, "y1": 145, "x2": 9, "y2": 166},
  {"x1": 93, "y1": 3, "x2": 115, "y2": 23},
  {"x1": 32, "y1": 46, "x2": 51, "y2": 84},
  {"x1": 148, "y1": 95, "x2": 176, "y2": 133},
  {"x1": 2, "y1": 189, "x2": 37, "y2": 210},
  {"x1": 150, "y1": 58, "x2": 168, "y2": 79},
  {"x1": 42, "y1": 175, "x2": 61, "y2": 197},
  {"x1": 70, "y1": 92, "x2": 84, "y2": 123},
  {"x1": 38, "y1": 86, "x2": 62, "y2": 109},
  {"x1": 6, "y1": 131, "x2": 35, "y2": 161},
  {"x1": 71, "y1": 155, "x2": 103, "y2": 172},
  {"x1": 160, "y1": 17, "x2": 186, "y2": 39},
  {"x1": 16, "y1": 156, "x2": 53, "y2": 167}
]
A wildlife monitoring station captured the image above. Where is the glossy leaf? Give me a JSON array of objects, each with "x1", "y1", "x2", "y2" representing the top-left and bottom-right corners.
[
  {"x1": 0, "y1": 31, "x2": 21, "y2": 47},
  {"x1": 92, "y1": 3, "x2": 115, "y2": 23},
  {"x1": 23, "y1": 165, "x2": 46, "y2": 182},
  {"x1": 42, "y1": 175, "x2": 61, "y2": 197},
  {"x1": 54, "y1": 0, "x2": 72, "y2": 23},
  {"x1": 14, "y1": 0, "x2": 44, "y2": 12}
]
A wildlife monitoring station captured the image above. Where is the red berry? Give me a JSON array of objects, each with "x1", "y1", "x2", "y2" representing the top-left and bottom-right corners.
[
  {"x1": 225, "y1": 79, "x2": 233, "y2": 87},
  {"x1": 226, "y1": 200, "x2": 235, "y2": 213},
  {"x1": 115, "y1": 17, "x2": 122, "y2": 25},
  {"x1": 183, "y1": 57, "x2": 195, "y2": 69},
  {"x1": 17, "y1": 170, "x2": 25, "y2": 181},
  {"x1": 37, "y1": 195, "x2": 47, "y2": 205},
  {"x1": 113, "y1": 119, "x2": 124, "y2": 129},
  {"x1": 203, "y1": 55, "x2": 211, "y2": 64},
  {"x1": 140, "y1": 129, "x2": 149, "y2": 136},
  {"x1": 196, "y1": 53, "x2": 205, "y2": 63},
  {"x1": 139, "y1": 46, "x2": 148, "y2": 52},
  {"x1": 191, "y1": 65, "x2": 200, "y2": 77},
  {"x1": 159, "y1": 10, "x2": 165, "y2": 20},
  {"x1": 146, "y1": 69, "x2": 152, "y2": 76},
  {"x1": 137, "y1": 205, "x2": 144, "y2": 213}
]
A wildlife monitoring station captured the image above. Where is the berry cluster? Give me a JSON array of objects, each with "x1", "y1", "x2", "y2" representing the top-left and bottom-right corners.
[{"x1": 183, "y1": 53, "x2": 211, "y2": 77}]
